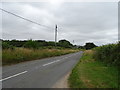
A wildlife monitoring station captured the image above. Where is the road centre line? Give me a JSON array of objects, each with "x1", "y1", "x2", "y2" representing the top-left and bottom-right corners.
[
  {"x1": 1, "y1": 53, "x2": 79, "y2": 82},
  {"x1": 42, "y1": 60, "x2": 60, "y2": 66},
  {"x1": 42, "y1": 54, "x2": 76, "y2": 67},
  {"x1": 0, "y1": 71, "x2": 28, "y2": 82}
]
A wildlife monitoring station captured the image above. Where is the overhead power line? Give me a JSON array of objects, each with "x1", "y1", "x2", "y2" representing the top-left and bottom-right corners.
[{"x1": 0, "y1": 8, "x2": 54, "y2": 29}]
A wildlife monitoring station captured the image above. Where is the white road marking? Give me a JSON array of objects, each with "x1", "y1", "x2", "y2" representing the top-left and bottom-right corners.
[
  {"x1": 1, "y1": 53, "x2": 79, "y2": 82},
  {"x1": 43, "y1": 56, "x2": 71, "y2": 66},
  {"x1": 0, "y1": 71, "x2": 28, "y2": 82},
  {"x1": 42, "y1": 54, "x2": 76, "y2": 66},
  {"x1": 43, "y1": 60, "x2": 60, "y2": 66}
]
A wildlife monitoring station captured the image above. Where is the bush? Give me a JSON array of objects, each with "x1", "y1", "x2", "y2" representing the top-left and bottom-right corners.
[
  {"x1": 93, "y1": 42, "x2": 120, "y2": 66},
  {"x1": 23, "y1": 40, "x2": 39, "y2": 49},
  {"x1": 84, "y1": 42, "x2": 97, "y2": 50},
  {"x1": 58, "y1": 39, "x2": 73, "y2": 48},
  {"x1": 2, "y1": 42, "x2": 14, "y2": 50}
]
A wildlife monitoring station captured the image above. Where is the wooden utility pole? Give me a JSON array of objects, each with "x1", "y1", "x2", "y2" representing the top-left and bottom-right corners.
[
  {"x1": 55, "y1": 25, "x2": 57, "y2": 47},
  {"x1": 73, "y1": 40, "x2": 74, "y2": 45}
]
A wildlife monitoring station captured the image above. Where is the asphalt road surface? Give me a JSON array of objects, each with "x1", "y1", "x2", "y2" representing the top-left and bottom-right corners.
[{"x1": 2, "y1": 51, "x2": 83, "y2": 88}]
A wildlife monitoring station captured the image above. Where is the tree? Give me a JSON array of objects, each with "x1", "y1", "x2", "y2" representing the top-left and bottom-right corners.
[
  {"x1": 47, "y1": 41, "x2": 55, "y2": 46},
  {"x1": 2, "y1": 42, "x2": 14, "y2": 49},
  {"x1": 84, "y1": 42, "x2": 97, "y2": 50},
  {"x1": 58, "y1": 39, "x2": 73, "y2": 48},
  {"x1": 78, "y1": 46, "x2": 85, "y2": 49},
  {"x1": 23, "y1": 40, "x2": 39, "y2": 49}
]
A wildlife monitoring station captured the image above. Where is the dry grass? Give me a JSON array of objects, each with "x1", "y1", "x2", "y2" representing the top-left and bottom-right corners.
[{"x1": 2, "y1": 48, "x2": 79, "y2": 65}]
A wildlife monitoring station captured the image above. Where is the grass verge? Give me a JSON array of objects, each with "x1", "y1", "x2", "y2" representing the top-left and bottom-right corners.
[
  {"x1": 68, "y1": 50, "x2": 118, "y2": 88},
  {"x1": 2, "y1": 48, "x2": 79, "y2": 65}
]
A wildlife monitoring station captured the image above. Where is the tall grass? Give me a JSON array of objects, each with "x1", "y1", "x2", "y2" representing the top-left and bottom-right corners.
[
  {"x1": 2, "y1": 48, "x2": 79, "y2": 65},
  {"x1": 93, "y1": 42, "x2": 120, "y2": 66}
]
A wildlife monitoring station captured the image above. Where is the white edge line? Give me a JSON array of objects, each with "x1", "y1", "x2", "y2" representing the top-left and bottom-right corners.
[{"x1": 0, "y1": 71, "x2": 28, "y2": 82}]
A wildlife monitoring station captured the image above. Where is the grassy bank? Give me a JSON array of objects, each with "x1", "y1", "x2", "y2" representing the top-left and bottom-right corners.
[
  {"x1": 69, "y1": 50, "x2": 118, "y2": 88},
  {"x1": 2, "y1": 48, "x2": 79, "y2": 65}
]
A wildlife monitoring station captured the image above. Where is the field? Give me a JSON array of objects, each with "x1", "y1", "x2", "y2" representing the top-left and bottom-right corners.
[
  {"x1": 2, "y1": 48, "x2": 79, "y2": 65},
  {"x1": 69, "y1": 50, "x2": 119, "y2": 88}
]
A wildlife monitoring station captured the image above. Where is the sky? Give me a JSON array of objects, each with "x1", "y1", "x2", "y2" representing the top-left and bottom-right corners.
[{"x1": 0, "y1": 1, "x2": 118, "y2": 46}]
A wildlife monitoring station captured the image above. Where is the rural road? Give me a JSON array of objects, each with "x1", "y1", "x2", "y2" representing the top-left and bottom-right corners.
[{"x1": 2, "y1": 51, "x2": 83, "y2": 88}]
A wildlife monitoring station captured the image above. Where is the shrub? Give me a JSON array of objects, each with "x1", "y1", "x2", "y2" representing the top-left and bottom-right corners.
[
  {"x1": 23, "y1": 40, "x2": 39, "y2": 49},
  {"x1": 2, "y1": 42, "x2": 14, "y2": 50},
  {"x1": 93, "y1": 42, "x2": 120, "y2": 66},
  {"x1": 58, "y1": 39, "x2": 73, "y2": 48},
  {"x1": 84, "y1": 42, "x2": 97, "y2": 50}
]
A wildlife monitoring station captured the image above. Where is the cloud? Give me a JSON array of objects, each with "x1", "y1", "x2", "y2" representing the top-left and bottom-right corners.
[{"x1": 1, "y1": 2, "x2": 118, "y2": 46}]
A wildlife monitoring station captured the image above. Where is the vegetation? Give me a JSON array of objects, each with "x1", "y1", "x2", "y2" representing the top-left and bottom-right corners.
[
  {"x1": 2, "y1": 48, "x2": 79, "y2": 65},
  {"x1": 69, "y1": 50, "x2": 118, "y2": 88},
  {"x1": 2, "y1": 39, "x2": 81, "y2": 65},
  {"x1": 2, "y1": 39, "x2": 74, "y2": 49},
  {"x1": 57, "y1": 39, "x2": 73, "y2": 48},
  {"x1": 84, "y1": 42, "x2": 97, "y2": 50},
  {"x1": 2, "y1": 39, "x2": 97, "y2": 50},
  {"x1": 2, "y1": 42, "x2": 14, "y2": 50},
  {"x1": 93, "y1": 42, "x2": 120, "y2": 66},
  {"x1": 23, "y1": 40, "x2": 39, "y2": 49}
]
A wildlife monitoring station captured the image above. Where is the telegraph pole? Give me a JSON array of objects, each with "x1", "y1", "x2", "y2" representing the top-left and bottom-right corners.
[
  {"x1": 73, "y1": 40, "x2": 74, "y2": 45},
  {"x1": 55, "y1": 24, "x2": 57, "y2": 47}
]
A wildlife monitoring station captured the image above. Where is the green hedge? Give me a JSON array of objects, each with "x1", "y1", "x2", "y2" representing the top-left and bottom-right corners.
[{"x1": 93, "y1": 42, "x2": 120, "y2": 66}]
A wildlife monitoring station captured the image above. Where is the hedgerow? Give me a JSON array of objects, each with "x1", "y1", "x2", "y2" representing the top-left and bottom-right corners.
[{"x1": 93, "y1": 42, "x2": 120, "y2": 66}]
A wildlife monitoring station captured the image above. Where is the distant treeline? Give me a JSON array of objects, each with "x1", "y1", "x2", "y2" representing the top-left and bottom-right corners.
[{"x1": 1, "y1": 39, "x2": 97, "y2": 49}]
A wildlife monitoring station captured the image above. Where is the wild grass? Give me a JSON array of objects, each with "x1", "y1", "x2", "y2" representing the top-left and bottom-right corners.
[
  {"x1": 2, "y1": 48, "x2": 79, "y2": 65},
  {"x1": 69, "y1": 50, "x2": 118, "y2": 88}
]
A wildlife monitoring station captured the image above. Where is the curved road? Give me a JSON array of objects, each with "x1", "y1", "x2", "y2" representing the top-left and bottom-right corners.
[{"x1": 2, "y1": 51, "x2": 83, "y2": 88}]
